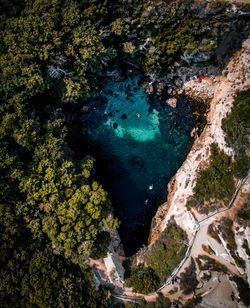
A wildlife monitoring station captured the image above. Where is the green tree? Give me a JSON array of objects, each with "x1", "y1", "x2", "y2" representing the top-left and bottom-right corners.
[
  {"x1": 222, "y1": 89, "x2": 250, "y2": 178},
  {"x1": 126, "y1": 263, "x2": 160, "y2": 294}
]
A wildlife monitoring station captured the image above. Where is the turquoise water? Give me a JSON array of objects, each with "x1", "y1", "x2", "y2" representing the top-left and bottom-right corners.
[{"x1": 81, "y1": 75, "x2": 195, "y2": 255}]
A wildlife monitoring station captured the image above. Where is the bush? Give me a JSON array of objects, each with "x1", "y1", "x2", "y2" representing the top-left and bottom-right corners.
[
  {"x1": 90, "y1": 231, "x2": 111, "y2": 260},
  {"x1": 207, "y1": 223, "x2": 221, "y2": 243},
  {"x1": 145, "y1": 223, "x2": 187, "y2": 283},
  {"x1": 193, "y1": 143, "x2": 235, "y2": 208},
  {"x1": 183, "y1": 298, "x2": 196, "y2": 308},
  {"x1": 236, "y1": 198, "x2": 250, "y2": 227},
  {"x1": 125, "y1": 263, "x2": 160, "y2": 294},
  {"x1": 222, "y1": 89, "x2": 250, "y2": 178},
  {"x1": 218, "y1": 218, "x2": 236, "y2": 249},
  {"x1": 232, "y1": 276, "x2": 250, "y2": 306},
  {"x1": 180, "y1": 258, "x2": 199, "y2": 295},
  {"x1": 196, "y1": 255, "x2": 228, "y2": 272}
]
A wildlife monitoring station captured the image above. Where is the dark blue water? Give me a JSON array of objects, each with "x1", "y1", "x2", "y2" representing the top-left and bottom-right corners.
[{"x1": 81, "y1": 75, "x2": 195, "y2": 256}]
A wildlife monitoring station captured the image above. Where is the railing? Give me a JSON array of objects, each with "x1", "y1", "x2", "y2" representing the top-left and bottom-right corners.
[{"x1": 157, "y1": 173, "x2": 249, "y2": 292}]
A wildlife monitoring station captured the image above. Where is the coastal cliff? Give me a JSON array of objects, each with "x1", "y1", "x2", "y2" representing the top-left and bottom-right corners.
[{"x1": 149, "y1": 37, "x2": 250, "y2": 245}]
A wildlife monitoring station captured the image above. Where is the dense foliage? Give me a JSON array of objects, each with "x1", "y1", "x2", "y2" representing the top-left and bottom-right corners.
[
  {"x1": 125, "y1": 223, "x2": 187, "y2": 293},
  {"x1": 126, "y1": 263, "x2": 160, "y2": 294},
  {"x1": 180, "y1": 258, "x2": 199, "y2": 295},
  {"x1": 236, "y1": 196, "x2": 250, "y2": 227},
  {"x1": 0, "y1": 238, "x2": 110, "y2": 307},
  {"x1": 188, "y1": 143, "x2": 235, "y2": 212},
  {"x1": 145, "y1": 223, "x2": 187, "y2": 283},
  {"x1": 0, "y1": 0, "x2": 249, "y2": 305},
  {"x1": 232, "y1": 276, "x2": 250, "y2": 306},
  {"x1": 109, "y1": 0, "x2": 248, "y2": 74},
  {"x1": 222, "y1": 89, "x2": 250, "y2": 178},
  {"x1": 0, "y1": 0, "x2": 117, "y2": 306},
  {"x1": 0, "y1": 0, "x2": 115, "y2": 102}
]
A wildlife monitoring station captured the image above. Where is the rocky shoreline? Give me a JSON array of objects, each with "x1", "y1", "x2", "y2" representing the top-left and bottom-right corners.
[
  {"x1": 90, "y1": 38, "x2": 250, "y2": 304},
  {"x1": 148, "y1": 37, "x2": 250, "y2": 245}
]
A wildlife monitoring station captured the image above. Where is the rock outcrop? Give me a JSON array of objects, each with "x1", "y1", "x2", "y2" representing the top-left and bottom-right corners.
[{"x1": 165, "y1": 97, "x2": 177, "y2": 108}]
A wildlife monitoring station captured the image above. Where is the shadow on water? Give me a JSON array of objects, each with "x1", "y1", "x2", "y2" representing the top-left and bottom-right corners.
[{"x1": 81, "y1": 75, "x2": 196, "y2": 256}]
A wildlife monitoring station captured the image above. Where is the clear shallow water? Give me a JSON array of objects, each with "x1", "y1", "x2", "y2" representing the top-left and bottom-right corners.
[{"x1": 81, "y1": 75, "x2": 195, "y2": 256}]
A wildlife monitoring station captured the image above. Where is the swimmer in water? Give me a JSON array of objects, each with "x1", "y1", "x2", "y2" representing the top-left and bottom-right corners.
[
  {"x1": 136, "y1": 112, "x2": 140, "y2": 119},
  {"x1": 149, "y1": 184, "x2": 153, "y2": 190}
]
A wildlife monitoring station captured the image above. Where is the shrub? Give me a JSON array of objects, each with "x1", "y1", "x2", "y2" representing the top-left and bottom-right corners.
[
  {"x1": 90, "y1": 231, "x2": 111, "y2": 260},
  {"x1": 196, "y1": 255, "x2": 228, "y2": 272},
  {"x1": 124, "y1": 293, "x2": 171, "y2": 307},
  {"x1": 242, "y1": 239, "x2": 250, "y2": 257},
  {"x1": 207, "y1": 223, "x2": 221, "y2": 243},
  {"x1": 125, "y1": 263, "x2": 160, "y2": 294},
  {"x1": 193, "y1": 143, "x2": 235, "y2": 209},
  {"x1": 232, "y1": 276, "x2": 250, "y2": 306},
  {"x1": 236, "y1": 199, "x2": 250, "y2": 227},
  {"x1": 218, "y1": 218, "x2": 236, "y2": 249},
  {"x1": 144, "y1": 223, "x2": 187, "y2": 283},
  {"x1": 222, "y1": 89, "x2": 250, "y2": 178},
  {"x1": 180, "y1": 258, "x2": 199, "y2": 295}
]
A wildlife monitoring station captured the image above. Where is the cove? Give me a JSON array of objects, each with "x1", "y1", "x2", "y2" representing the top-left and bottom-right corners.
[{"x1": 81, "y1": 75, "x2": 196, "y2": 256}]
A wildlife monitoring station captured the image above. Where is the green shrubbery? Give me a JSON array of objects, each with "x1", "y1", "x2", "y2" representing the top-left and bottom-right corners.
[
  {"x1": 236, "y1": 198, "x2": 250, "y2": 227},
  {"x1": 222, "y1": 89, "x2": 250, "y2": 178},
  {"x1": 145, "y1": 223, "x2": 187, "y2": 283},
  {"x1": 196, "y1": 255, "x2": 228, "y2": 273},
  {"x1": 180, "y1": 258, "x2": 199, "y2": 295},
  {"x1": 125, "y1": 223, "x2": 187, "y2": 294},
  {"x1": 0, "y1": 1, "x2": 117, "y2": 306},
  {"x1": 126, "y1": 263, "x2": 160, "y2": 294},
  {"x1": 190, "y1": 143, "x2": 235, "y2": 212},
  {"x1": 109, "y1": 0, "x2": 246, "y2": 75},
  {"x1": 218, "y1": 218, "x2": 236, "y2": 249},
  {"x1": 232, "y1": 276, "x2": 250, "y2": 306},
  {"x1": 218, "y1": 218, "x2": 245, "y2": 269}
]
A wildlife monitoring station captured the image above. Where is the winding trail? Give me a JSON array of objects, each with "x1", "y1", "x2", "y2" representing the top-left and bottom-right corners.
[{"x1": 158, "y1": 173, "x2": 249, "y2": 291}]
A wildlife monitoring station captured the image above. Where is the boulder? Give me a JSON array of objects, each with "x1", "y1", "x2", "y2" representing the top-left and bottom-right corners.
[
  {"x1": 141, "y1": 81, "x2": 154, "y2": 94},
  {"x1": 166, "y1": 98, "x2": 177, "y2": 108},
  {"x1": 82, "y1": 106, "x2": 89, "y2": 112},
  {"x1": 155, "y1": 82, "x2": 165, "y2": 95},
  {"x1": 120, "y1": 113, "x2": 127, "y2": 119}
]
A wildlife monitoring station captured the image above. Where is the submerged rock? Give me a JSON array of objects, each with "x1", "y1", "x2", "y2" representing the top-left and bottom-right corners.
[
  {"x1": 82, "y1": 106, "x2": 89, "y2": 112},
  {"x1": 120, "y1": 113, "x2": 127, "y2": 119},
  {"x1": 106, "y1": 67, "x2": 125, "y2": 82},
  {"x1": 166, "y1": 98, "x2": 177, "y2": 108}
]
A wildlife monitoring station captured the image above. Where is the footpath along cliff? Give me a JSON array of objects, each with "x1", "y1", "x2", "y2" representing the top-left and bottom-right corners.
[{"x1": 149, "y1": 37, "x2": 250, "y2": 249}]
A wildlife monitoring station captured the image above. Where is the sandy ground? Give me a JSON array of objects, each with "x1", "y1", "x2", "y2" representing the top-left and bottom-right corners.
[{"x1": 196, "y1": 274, "x2": 239, "y2": 308}]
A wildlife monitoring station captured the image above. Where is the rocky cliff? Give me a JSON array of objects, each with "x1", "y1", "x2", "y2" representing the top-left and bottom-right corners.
[{"x1": 149, "y1": 37, "x2": 250, "y2": 245}]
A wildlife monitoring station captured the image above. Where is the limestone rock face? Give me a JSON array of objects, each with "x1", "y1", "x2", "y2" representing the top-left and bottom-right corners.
[{"x1": 166, "y1": 97, "x2": 177, "y2": 108}]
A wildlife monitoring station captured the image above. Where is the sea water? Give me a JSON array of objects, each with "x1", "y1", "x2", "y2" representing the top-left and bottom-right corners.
[{"x1": 81, "y1": 75, "x2": 195, "y2": 255}]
